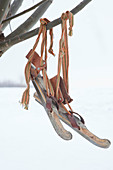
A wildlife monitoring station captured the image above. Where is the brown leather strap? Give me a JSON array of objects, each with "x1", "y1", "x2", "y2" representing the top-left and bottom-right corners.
[
  {"x1": 67, "y1": 114, "x2": 80, "y2": 129},
  {"x1": 50, "y1": 76, "x2": 64, "y2": 103},
  {"x1": 46, "y1": 96, "x2": 52, "y2": 111},
  {"x1": 70, "y1": 111, "x2": 85, "y2": 124},
  {"x1": 66, "y1": 111, "x2": 85, "y2": 129},
  {"x1": 26, "y1": 49, "x2": 46, "y2": 78},
  {"x1": 59, "y1": 77, "x2": 73, "y2": 104},
  {"x1": 50, "y1": 75, "x2": 73, "y2": 104},
  {"x1": 26, "y1": 49, "x2": 41, "y2": 68}
]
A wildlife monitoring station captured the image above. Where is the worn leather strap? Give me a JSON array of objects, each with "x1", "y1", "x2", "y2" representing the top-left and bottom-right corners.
[
  {"x1": 26, "y1": 49, "x2": 46, "y2": 78},
  {"x1": 50, "y1": 75, "x2": 73, "y2": 104},
  {"x1": 50, "y1": 76, "x2": 64, "y2": 103},
  {"x1": 66, "y1": 111, "x2": 85, "y2": 129},
  {"x1": 60, "y1": 76, "x2": 73, "y2": 104}
]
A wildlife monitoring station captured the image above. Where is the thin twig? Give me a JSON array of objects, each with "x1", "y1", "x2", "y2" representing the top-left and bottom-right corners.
[
  {"x1": 0, "y1": 0, "x2": 92, "y2": 56},
  {"x1": 6, "y1": 0, "x2": 53, "y2": 40},
  {"x1": 1, "y1": 0, "x2": 24, "y2": 31},
  {"x1": 0, "y1": 0, "x2": 11, "y2": 25},
  {"x1": 2, "y1": 0, "x2": 47, "y2": 24}
]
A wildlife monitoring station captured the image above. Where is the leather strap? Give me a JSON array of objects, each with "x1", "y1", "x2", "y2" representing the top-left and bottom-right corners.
[
  {"x1": 26, "y1": 49, "x2": 46, "y2": 78},
  {"x1": 50, "y1": 75, "x2": 73, "y2": 104}
]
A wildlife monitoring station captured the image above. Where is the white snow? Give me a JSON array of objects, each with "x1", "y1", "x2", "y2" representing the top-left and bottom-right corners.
[
  {"x1": 0, "y1": 87, "x2": 113, "y2": 170},
  {"x1": 0, "y1": 0, "x2": 113, "y2": 169}
]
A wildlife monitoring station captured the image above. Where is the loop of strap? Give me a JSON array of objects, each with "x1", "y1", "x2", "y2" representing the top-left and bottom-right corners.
[
  {"x1": 21, "y1": 18, "x2": 55, "y2": 109},
  {"x1": 55, "y1": 11, "x2": 75, "y2": 120},
  {"x1": 56, "y1": 11, "x2": 74, "y2": 100}
]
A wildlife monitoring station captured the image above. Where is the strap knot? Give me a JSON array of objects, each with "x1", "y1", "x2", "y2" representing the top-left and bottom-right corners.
[
  {"x1": 40, "y1": 18, "x2": 48, "y2": 25},
  {"x1": 61, "y1": 11, "x2": 74, "y2": 36},
  {"x1": 61, "y1": 13, "x2": 68, "y2": 20},
  {"x1": 48, "y1": 48, "x2": 55, "y2": 56}
]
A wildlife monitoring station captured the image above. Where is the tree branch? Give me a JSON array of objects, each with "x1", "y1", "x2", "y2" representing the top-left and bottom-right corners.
[
  {"x1": 6, "y1": 0, "x2": 53, "y2": 40},
  {"x1": 2, "y1": 0, "x2": 47, "y2": 24},
  {"x1": 0, "y1": 0, "x2": 92, "y2": 56},
  {"x1": 0, "y1": 0, "x2": 11, "y2": 30},
  {"x1": 1, "y1": 0, "x2": 24, "y2": 31}
]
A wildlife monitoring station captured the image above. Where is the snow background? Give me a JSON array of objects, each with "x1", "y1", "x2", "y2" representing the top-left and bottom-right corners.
[
  {"x1": 0, "y1": 87, "x2": 113, "y2": 170},
  {"x1": 0, "y1": 0, "x2": 113, "y2": 169}
]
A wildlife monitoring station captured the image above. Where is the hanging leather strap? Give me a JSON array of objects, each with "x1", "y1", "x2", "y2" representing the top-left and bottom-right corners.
[
  {"x1": 50, "y1": 75, "x2": 73, "y2": 104},
  {"x1": 21, "y1": 18, "x2": 55, "y2": 109},
  {"x1": 56, "y1": 11, "x2": 74, "y2": 100}
]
